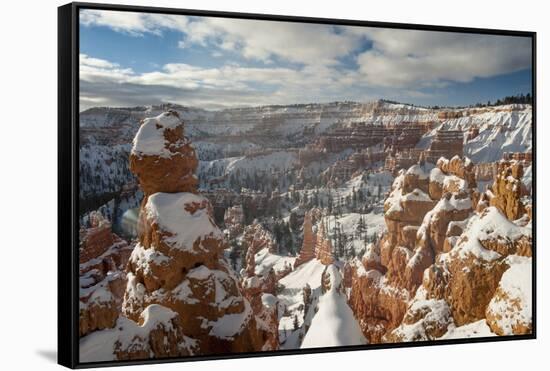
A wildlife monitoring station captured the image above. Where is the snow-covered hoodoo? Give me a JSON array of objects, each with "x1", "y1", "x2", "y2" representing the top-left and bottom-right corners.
[
  {"x1": 80, "y1": 111, "x2": 272, "y2": 361},
  {"x1": 348, "y1": 156, "x2": 532, "y2": 343},
  {"x1": 79, "y1": 212, "x2": 133, "y2": 337}
]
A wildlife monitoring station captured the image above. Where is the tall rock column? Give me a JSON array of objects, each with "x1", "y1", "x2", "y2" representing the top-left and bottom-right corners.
[
  {"x1": 315, "y1": 222, "x2": 335, "y2": 265},
  {"x1": 122, "y1": 111, "x2": 267, "y2": 357},
  {"x1": 489, "y1": 160, "x2": 527, "y2": 220},
  {"x1": 294, "y1": 212, "x2": 316, "y2": 268}
]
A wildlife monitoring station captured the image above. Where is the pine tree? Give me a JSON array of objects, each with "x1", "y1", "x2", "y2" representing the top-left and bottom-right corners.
[{"x1": 356, "y1": 215, "x2": 365, "y2": 239}]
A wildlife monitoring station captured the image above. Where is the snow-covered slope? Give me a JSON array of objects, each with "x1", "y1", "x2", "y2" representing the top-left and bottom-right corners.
[
  {"x1": 254, "y1": 248, "x2": 296, "y2": 276},
  {"x1": 277, "y1": 259, "x2": 327, "y2": 348},
  {"x1": 301, "y1": 265, "x2": 367, "y2": 348},
  {"x1": 79, "y1": 144, "x2": 134, "y2": 199},
  {"x1": 418, "y1": 105, "x2": 532, "y2": 162}
]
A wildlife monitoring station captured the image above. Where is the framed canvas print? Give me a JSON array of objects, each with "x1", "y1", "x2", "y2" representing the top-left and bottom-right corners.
[{"x1": 58, "y1": 2, "x2": 536, "y2": 368}]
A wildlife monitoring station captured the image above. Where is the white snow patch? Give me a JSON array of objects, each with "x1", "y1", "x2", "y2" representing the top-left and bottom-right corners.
[
  {"x1": 301, "y1": 265, "x2": 367, "y2": 348},
  {"x1": 145, "y1": 193, "x2": 223, "y2": 251},
  {"x1": 441, "y1": 320, "x2": 496, "y2": 339},
  {"x1": 131, "y1": 112, "x2": 185, "y2": 158},
  {"x1": 79, "y1": 304, "x2": 197, "y2": 362},
  {"x1": 486, "y1": 256, "x2": 532, "y2": 335}
]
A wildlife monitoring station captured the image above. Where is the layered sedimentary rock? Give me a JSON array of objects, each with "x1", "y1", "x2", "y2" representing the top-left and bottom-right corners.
[
  {"x1": 348, "y1": 155, "x2": 533, "y2": 344},
  {"x1": 438, "y1": 111, "x2": 463, "y2": 120},
  {"x1": 79, "y1": 213, "x2": 133, "y2": 337},
  {"x1": 126, "y1": 112, "x2": 269, "y2": 356},
  {"x1": 424, "y1": 129, "x2": 464, "y2": 164}
]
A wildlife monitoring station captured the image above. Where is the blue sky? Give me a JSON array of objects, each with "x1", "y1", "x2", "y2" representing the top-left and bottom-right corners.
[{"x1": 79, "y1": 9, "x2": 532, "y2": 110}]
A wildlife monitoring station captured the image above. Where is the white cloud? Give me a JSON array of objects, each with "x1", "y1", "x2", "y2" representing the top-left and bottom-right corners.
[
  {"x1": 78, "y1": 54, "x2": 379, "y2": 110},
  {"x1": 182, "y1": 18, "x2": 363, "y2": 66},
  {"x1": 80, "y1": 9, "x2": 189, "y2": 36},
  {"x1": 354, "y1": 28, "x2": 531, "y2": 87},
  {"x1": 80, "y1": 54, "x2": 134, "y2": 83},
  {"x1": 81, "y1": 10, "x2": 364, "y2": 66}
]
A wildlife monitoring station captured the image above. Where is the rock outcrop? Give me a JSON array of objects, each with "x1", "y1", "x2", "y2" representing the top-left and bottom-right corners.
[
  {"x1": 488, "y1": 160, "x2": 528, "y2": 220},
  {"x1": 224, "y1": 204, "x2": 244, "y2": 238},
  {"x1": 315, "y1": 222, "x2": 335, "y2": 265},
  {"x1": 348, "y1": 156, "x2": 532, "y2": 343},
  {"x1": 294, "y1": 211, "x2": 316, "y2": 268},
  {"x1": 239, "y1": 223, "x2": 280, "y2": 351},
  {"x1": 486, "y1": 256, "x2": 532, "y2": 335},
  {"x1": 242, "y1": 222, "x2": 277, "y2": 276},
  {"x1": 411, "y1": 207, "x2": 531, "y2": 329},
  {"x1": 79, "y1": 213, "x2": 133, "y2": 337},
  {"x1": 129, "y1": 110, "x2": 198, "y2": 197},
  {"x1": 348, "y1": 257, "x2": 409, "y2": 344},
  {"x1": 80, "y1": 304, "x2": 198, "y2": 362},
  {"x1": 126, "y1": 112, "x2": 270, "y2": 356},
  {"x1": 241, "y1": 258, "x2": 279, "y2": 349},
  {"x1": 438, "y1": 111, "x2": 463, "y2": 120}
]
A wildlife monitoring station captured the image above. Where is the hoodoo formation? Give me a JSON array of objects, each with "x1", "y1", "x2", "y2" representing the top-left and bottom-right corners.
[
  {"x1": 315, "y1": 222, "x2": 335, "y2": 265},
  {"x1": 79, "y1": 212, "x2": 133, "y2": 337},
  {"x1": 294, "y1": 211, "x2": 316, "y2": 268},
  {"x1": 348, "y1": 156, "x2": 532, "y2": 343},
  {"x1": 80, "y1": 111, "x2": 273, "y2": 361}
]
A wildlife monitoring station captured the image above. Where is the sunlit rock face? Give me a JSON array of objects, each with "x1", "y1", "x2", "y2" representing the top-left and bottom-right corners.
[
  {"x1": 315, "y1": 222, "x2": 335, "y2": 265},
  {"x1": 488, "y1": 160, "x2": 529, "y2": 221},
  {"x1": 79, "y1": 212, "x2": 133, "y2": 337},
  {"x1": 348, "y1": 155, "x2": 532, "y2": 344},
  {"x1": 240, "y1": 223, "x2": 280, "y2": 351},
  {"x1": 294, "y1": 212, "x2": 316, "y2": 268},
  {"x1": 125, "y1": 112, "x2": 269, "y2": 355},
  {"x1": 129, "y1": 110, "x2": 198, "y2": 197}
]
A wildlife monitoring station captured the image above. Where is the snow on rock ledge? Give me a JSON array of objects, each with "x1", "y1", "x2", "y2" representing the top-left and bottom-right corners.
[
  {"x1": 145, "y1": 192, "x2": 223, "y2": 253},
  {"x1": 132, "y1": 111, "x2": 185, "y2": 158},
  {"x1": 486, "y1": 256, "x2": 532, "y2": 335},
  {"x1": 129, "y1": 110, "x2": 198, "y2": 196},
  {"x1": 80, "y1": 304, "x2": 198, "y2": 362}
]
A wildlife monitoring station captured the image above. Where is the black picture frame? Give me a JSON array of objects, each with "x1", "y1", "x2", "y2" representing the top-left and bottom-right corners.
[{"x1": 58, "y1": 2, "x2": 537, "y2": 368}]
